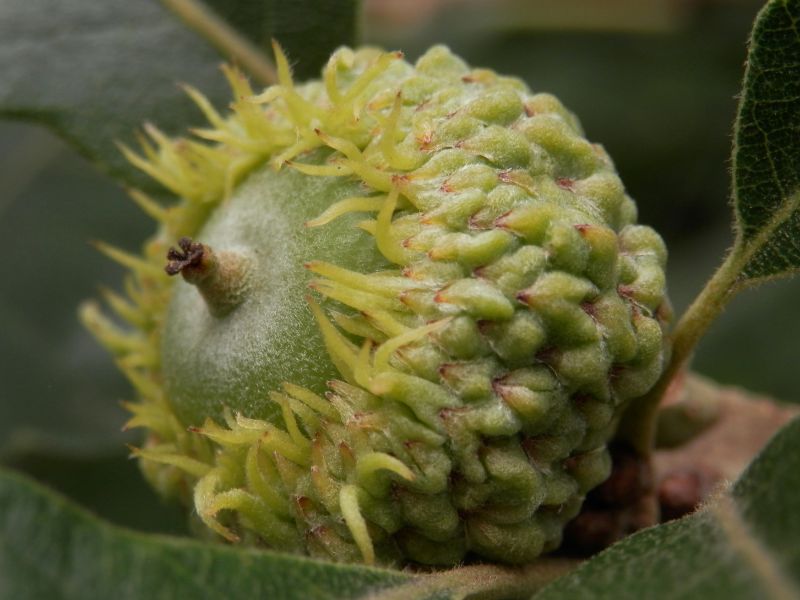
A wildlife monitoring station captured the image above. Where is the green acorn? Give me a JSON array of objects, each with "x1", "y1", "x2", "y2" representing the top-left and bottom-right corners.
[{"x1": 82, "y1": 44, "x2": 671, "y2": 566}]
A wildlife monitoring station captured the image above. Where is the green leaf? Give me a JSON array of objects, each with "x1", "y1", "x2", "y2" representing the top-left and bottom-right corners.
[
  {"x1": 0, "y1": 467, "x2": 409, "y2": 600},
  {"x1": 1, "y1": 446, "x2": 187, "y2": 535},
  {"x1": 0, "y1": 0, "x2": 232, "y2": 191},
  {"x1": 535, "y1": 416, "x2": 800, "y2": 600},
  {"x1": 733, "y1": 0, "x2": 800, "y2": 282},
  {"x1": 0, "y1": 0, "x2": 362, "y2": 189},
  {"x1": 620, "y1": 0, "x2": 800, "y2": 455},
  {"x1": 202, "y1": 0, "x2": 361, "y2": 80}
]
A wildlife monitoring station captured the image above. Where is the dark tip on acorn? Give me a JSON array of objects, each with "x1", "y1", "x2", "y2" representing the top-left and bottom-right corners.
[
  {"x1": 165, "y1": 237, "x2": 206, "y2": 276},
  {"x1": 165, "y1": 237, "x2": 252, "y2": 318}
]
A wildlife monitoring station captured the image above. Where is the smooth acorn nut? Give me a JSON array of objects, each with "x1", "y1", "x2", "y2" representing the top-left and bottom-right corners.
[{"x1": 82, "y1": 44, "x2": 671, "y2": 566}]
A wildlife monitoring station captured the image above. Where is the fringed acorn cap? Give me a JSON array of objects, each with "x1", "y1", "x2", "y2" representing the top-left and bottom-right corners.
[{"x1": 82, "y1": 44, "x2": 671, "y2": 566}]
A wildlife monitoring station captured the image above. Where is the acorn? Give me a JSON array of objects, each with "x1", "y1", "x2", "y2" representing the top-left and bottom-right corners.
[{"x1": 82, "y1": 44, "x2": 671, "y2": 566}]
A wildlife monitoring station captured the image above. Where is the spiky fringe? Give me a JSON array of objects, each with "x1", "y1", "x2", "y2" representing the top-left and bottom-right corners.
[{"x1": 84, "y1": 44, "x2": 473, "y2": 563}]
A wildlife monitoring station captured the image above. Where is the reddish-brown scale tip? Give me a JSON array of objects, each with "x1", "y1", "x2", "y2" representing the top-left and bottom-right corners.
[
  {"x1": 617, "y1": 285, "x2": 635, "y2": 300},
  {"x1": 655, "y1": 301, "x2": 673, "y2": 324},
  {"x1": 492, "y1": 381, "x2": 511, "y2": 402},
  {"x1": 391, "y1": 173, "x2": 410, "y2": 186},
  {"x1": 461, "y1": 75, "x2": 475, "y2": 83},
  {"x1": 468, "y1": 213, "x2": 491, "y2": 230},
  {"x1": 295, "y1": 495, "x2": 313, "y2": 516},
  {"x1": 438, "y1": 363, "x2": 454, "y2": 378},
  {"x1": 524, "y1": 103, "x2": 536, "y2": 117},
  {"x1": 438, "y1": 406, "x2": 468, "y2": 422},
  {"x1": 535, "y1": 346, "x2": 559, "y2": 364},
  {"x1": 187, "y1": 426, "x2": 201, "y2": 433},
  {"x1": 556, "y1": 177, "x2": 575, "y2": 191},
  {"x1": 498, "y1": 169, "x2": 513, "y2": 184},
  {"x1": 398, "y1": 290, "x2": 412, "y2": 308},
  {"x1": 581, "y1": 300, "x2": 598, "y2": 319},
  {"x1": 574, "y1": 223, "x2": 591, "y2": 234},
  {"x1": 494, "y1": 210, "x2": 513, "y2": 229},
  {"x1": 416, "y1": 132, "x2": 433, "y2": 150}
]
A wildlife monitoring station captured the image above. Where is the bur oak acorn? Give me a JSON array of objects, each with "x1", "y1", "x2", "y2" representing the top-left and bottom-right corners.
[{"x1": 82, "y1": 44, "x2": 671, "y2": 566}]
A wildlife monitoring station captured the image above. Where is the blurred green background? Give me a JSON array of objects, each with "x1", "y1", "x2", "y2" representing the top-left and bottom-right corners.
[{"x1": 2, "y1": 0, "x2": 793, "y2": 534}]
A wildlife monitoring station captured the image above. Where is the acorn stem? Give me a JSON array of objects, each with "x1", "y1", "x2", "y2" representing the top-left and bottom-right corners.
[{"x1": 165, "y1": 237, "x2": 251, "y2": 317}]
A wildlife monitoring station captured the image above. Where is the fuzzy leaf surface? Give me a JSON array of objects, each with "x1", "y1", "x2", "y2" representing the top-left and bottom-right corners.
[
  {"x1": 0, "y1": 468, "x2": 410, "y2": 600},
  {"x1": 733, "y1": 0, "x2": 800, "y2": 281},
  {"x1": 535, "y1": 416, "x2": 800, "y2": 599},
  {"x1": 0, "y1": 0, "x2": 360, "y2": 189},
  {"x1": 0, "y1": 0, "x2": 234, "y2": 190}
]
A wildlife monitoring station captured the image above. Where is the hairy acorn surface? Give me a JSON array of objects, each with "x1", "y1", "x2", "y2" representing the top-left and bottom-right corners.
[{"x1": 83, "y1": 45, "x2": 671, "y2": 566}]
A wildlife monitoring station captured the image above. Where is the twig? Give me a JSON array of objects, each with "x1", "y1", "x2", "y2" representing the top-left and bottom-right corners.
[{"x1": 161, "y1": 0, "x2": 277, "y2": 86}]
